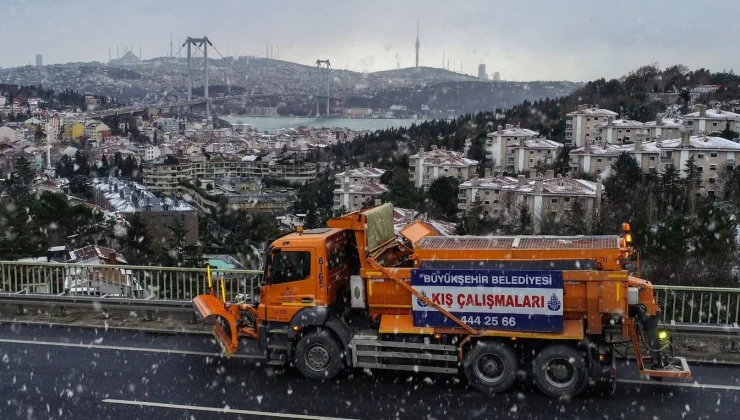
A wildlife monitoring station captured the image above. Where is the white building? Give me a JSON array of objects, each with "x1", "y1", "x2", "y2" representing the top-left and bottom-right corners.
[
  {"x1": 596, "y1": 118, "x2": 644, "y2": 144},
  {"x1": 682, "y1": 105, "x2": 740, "y2": 136},
  {"x1": 486, "y1": 124, "x2": 539, "y2": 172},
  {"x1": 334, "y1": 164, "x2": 385, "y2": 187},
  {"x1": 642, "y1": 113, "x2": 684, "y2": 141},
  {"x1": 333, "y1": 179, "x2": 389, "y2": 212},
  {"x1": 458, "y1": 170, "x2": 603, "y2": 233},
  {"x1": 409, "y1": 145, "x2": 479, "y2": 189},
  {"x1": 565, "y1": 105, "x2": 619, "y2": 147}
]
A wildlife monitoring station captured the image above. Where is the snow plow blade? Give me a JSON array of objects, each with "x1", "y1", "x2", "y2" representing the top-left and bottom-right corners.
[{"x1": 192, "y1": 294, "x2": 239, "y2": 358}]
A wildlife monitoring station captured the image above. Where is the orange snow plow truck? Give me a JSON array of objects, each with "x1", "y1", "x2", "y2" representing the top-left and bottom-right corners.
[{"x1": 193, "y1": 204, "x2": 690, "y2": 397}]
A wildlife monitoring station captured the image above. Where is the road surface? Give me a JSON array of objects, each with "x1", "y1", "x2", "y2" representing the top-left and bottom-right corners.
[{"x1": 0, "y1": 322, "x2": 738, "y2": 419}]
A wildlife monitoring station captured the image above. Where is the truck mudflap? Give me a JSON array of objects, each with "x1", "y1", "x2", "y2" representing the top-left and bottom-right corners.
[{"x1": 192, "y1": 294, "x2": 239, "y2": 358}]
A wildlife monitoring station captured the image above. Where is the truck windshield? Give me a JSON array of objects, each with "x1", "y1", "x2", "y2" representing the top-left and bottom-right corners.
[{"x1": 267, "y1": 250, "x2": 311, "y2": 284}]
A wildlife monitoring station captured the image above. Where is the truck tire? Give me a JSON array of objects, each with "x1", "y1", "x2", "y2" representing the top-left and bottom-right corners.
[
  {"x1": 294, "y1": 328, "x2": 344, "y2": 381},
  {"x1": 463, "y1": 341, "x2": 518, "y2": 394},
  {"x1": 532, "y1": 344, "x2": 588, "y2": 398}
]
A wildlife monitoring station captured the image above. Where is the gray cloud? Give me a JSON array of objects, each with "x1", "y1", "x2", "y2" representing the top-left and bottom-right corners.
[{"x1": 3, "y1": 0, "x2": 740, "y2": 81}]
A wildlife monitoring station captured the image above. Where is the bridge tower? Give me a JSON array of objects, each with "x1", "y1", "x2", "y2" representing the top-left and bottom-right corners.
[
  {"x1": 316, "y1": 59, "x2": 331, "y2": 117},
  {"x1": 183, "y1": 36, "x2": 213, "y2": 121}
]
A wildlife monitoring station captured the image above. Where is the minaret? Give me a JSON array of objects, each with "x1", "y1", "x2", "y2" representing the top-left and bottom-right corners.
[{"x1": 415, "y1": 19, "x2": 420, "y2": 68}]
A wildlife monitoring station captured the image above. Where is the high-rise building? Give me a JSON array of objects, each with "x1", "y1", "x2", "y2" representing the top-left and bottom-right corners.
[
  {"x1": 35, "y1": 54, "x2": 43, "y2": 68},
  {"x1": 478, "y1": 64, "x2": 487, "y2": 80},
  {"x1": 415, "y1": 20, "x2": 420, "y2": 68},
  {"x1": 492, "y1": 71, "x2": 501, "y2": 81}
]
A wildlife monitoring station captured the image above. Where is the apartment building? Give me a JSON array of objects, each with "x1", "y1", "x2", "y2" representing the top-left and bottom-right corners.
[
  {"x1": 334, "y1": 163, "x2": 385, "y2": 187},
  {"x1": 596, "y1": 118, "x2": 644, "y2": 144},
  {"x1": 565, "y1": 105, "x2": 618, "y2": 147},
  {"x1": 91, "y1": 178, "x2": 199, "y2": 245},
  {"x1": 508, "y1": 138, "x2": 563, "y2": 173},
  {"x1": 458, "y1": 170, "x2": 603, "y2": 233},
  {"x1": 178, "y1": 182, "x2": 295, "y2": 215},
  {"x1": 645, "y1": 132, "x2": 740, "y2": 196},
  {"x1": 642, "y1": 113, "x2": 684, "y2": 141},
  {"x1": 682, "y1": 105, "x2": 740, "y2": 136},
  {"x1": 157, "y1": 118, "x2": 179, "y2": 134},
  {"x1": 485, "y1": 124, "x2": 539, "y2": 172},
  {"x1": 333, "y1": 179, "x2": 389, "y2": 212},
  {"x1": 84, "y1": 121, "x2": 111, "y2": 142},
  {"x1": 516, "y1": 172, "x2": 603, "y2": 233},
  {"x1": 568, "y1": 142, "x2": 631, "y2": 176},
  {"x1": 408, "y1": 145, "x2": 478, "y2": 189},
  {"x1": 572, "y1": 131, "x2": 740, "y2": 196},
  {"x1": 143, "y1": 156, "x2": 317, "y2": 194}
]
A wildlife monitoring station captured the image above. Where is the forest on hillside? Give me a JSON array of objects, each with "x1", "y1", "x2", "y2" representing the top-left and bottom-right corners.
[{"x1": 294, "y1": 64, "x2": 740, "y2": 288}]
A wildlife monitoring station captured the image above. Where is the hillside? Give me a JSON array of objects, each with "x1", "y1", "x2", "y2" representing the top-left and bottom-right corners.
[{"x1": 344, "y1": 80, "x2": 581, "y2": 114}]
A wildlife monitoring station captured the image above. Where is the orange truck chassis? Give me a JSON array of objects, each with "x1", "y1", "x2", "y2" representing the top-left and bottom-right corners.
[{"x1": 193, "y1": 204, "x2": 690, "y2": 398}]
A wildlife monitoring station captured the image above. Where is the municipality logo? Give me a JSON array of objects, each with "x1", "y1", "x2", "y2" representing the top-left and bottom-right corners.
[
  {"x1": 417, "y1": 290, "x2": 429, "y2": 307},
  {"x1": 547, "y1": 293, "x2": 561, "y2": 311}
]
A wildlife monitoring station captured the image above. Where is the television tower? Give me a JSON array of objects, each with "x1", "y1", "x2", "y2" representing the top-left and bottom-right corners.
[{"x1": 415, "y1": 19, "x2": 420, "y2": 68}]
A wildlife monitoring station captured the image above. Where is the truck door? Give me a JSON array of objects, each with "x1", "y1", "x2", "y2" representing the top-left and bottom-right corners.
[{"x1": 262, "y1": 248, "x2": 317, "y2": 323}]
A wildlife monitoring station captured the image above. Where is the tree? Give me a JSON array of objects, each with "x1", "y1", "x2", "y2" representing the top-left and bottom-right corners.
[
  {"x1": 720, "y1": 121, "x2": 738, "y2": 140},
  {"x1": 564, "y1": 199, "x2": 588, "y2": 235},
  {"x1": 425, "y1": 176, "x2": 461, "y2": 222},
  {"x1": 603, "y1": 152, "x2": 642, "y2": 203},
  {"x1": 457, "y1": 196, "x2": 493, "y2": 236},
  {"x1": 6, "y1": 156, "x2": 36, "y2": 197},
  {"x1": 120, "y1": 213, "x2": 154, "y2": 265},
  {"x1": 513, "y1": 203, "x2": 533, "y2": 235},
  {"x1": 682, "y1": 156, "x2": 703, "y2": 215}
]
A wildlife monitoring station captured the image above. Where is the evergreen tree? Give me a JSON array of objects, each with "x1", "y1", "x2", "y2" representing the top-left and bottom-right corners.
[
  {"x1": 564, "y1": 199, "x2": 588, "y2": 235},
  {"x1": 682, "y1": 156, "x2": 703, "y2": 215},
  {"x1": 426, "y1": 176, "x2": 461, "y2": 222},
  {"x1": 513, "y1": 203, "x2": 533, "y2": 234},
  {"x1": 6, "y1": 156, "x2": 36, "y2": 197}
]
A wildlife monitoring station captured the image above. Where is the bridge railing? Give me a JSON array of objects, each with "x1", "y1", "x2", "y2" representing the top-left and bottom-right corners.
[
  {"x1": 653, "y1": 285, "x2": 740, "y2": 326},
  {"x1": 0, "y1": 261, "x2": 262, "y2": 302},
  {"x1": 2, "y1": 261, "x2": 739, "y2": 326}
]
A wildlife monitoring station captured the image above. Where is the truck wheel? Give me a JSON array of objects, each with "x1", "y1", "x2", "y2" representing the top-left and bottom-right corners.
[
  {"x1": 294, "y1": 329, "x2": 344, "y2": 381},
  {"x1": 532, "y1": 345, "x2": 588, "y2": 398},
  {"x1": 463, "y1": 341, "x2": 518, "y2": 394}
]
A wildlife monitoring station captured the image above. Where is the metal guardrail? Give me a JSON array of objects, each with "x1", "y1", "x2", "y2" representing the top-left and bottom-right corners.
[
  {"x1": 653, "y1": 285, "x2": 740, "y2": 326},
  {"x1": 0, "y1": 261, "x2": 262, "y2": 302},
  {"x1": 2, "y1": 261, "x2": 740, "y2": 334}
]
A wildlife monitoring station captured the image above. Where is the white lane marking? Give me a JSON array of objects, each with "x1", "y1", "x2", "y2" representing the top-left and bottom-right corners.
[
  {"x1": 0, "y1": 338, "x2": 262, "y2": 359},
  {"x1": 617, "y1": 379, "x2": 740, "y2": 391},
  {"x1": 102, "y1": 399, "x2": 360, "y2": 420}
]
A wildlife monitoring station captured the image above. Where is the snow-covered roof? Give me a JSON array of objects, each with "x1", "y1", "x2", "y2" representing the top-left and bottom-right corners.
[
  {"x1": 683, "y1": 109, "x2": 740, "y2": 120},
  {"x1": 517, "y1": 177, "x2": 600, "y2": 197},
  {"x1": 567, "y1": 107, "x2": 618, "y2": 117},
  {"x1": 460, "y1": 176, "x2": 519, "y2": 189},
  {"x1": 410, "y1": 146, "x2": 479, "y2": 167},
  {"x1": 645, "y1": 118, "x2": 684, "y2": 128},
  {"x1": 62, "y1": 146, "x2": 78, "y2": 157},
  {"x1": 570, "y1": 143, "x2": 633, "y2": 156},
  {"x1": 333, "y1": 180, "x2": 389, "y2": 195},
  {"x1": 335, "y1": 166, "x2": 386, "y2": 179},
  {"x1": 511, "y1": 139, "x2": 563, "y2": 149},
  {"x1": 645, "y1": 135, "x2": 740, "y2": 151},
  {"x1": 92, "y1": 178, "x2": 195, "y2": 213},
  {"x1": 600, "y1": 119, "x2": 644, "y2": 128},
  {"x1": 486, "y1": 127, "x2": 539, "y2": 138}
]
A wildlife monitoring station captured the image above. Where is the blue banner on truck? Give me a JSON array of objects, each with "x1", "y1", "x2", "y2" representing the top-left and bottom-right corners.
[{"x1": 411, "y1": 269, "x2": 564, "y2": 332}]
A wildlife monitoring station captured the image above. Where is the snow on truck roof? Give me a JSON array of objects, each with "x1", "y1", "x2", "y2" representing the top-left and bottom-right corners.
[{"x1": 417, "y1": 235, "x2": 621, "y2": 251}]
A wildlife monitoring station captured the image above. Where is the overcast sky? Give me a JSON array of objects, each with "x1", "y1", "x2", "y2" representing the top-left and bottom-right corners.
[{"x1": 4, "y1": 0, "x2": 739, "y2": 81}]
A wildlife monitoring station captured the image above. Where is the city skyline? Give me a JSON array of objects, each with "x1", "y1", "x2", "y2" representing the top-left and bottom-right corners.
[{"x1": 3, "y1": 0, "x2": 740, "y2": 81}]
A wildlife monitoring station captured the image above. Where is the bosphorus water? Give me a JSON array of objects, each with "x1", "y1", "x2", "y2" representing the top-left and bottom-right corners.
[{"x1": 220, "y1": 115, "x2": 425, "y2": 132}]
